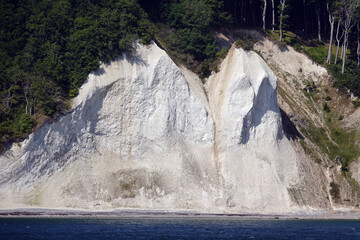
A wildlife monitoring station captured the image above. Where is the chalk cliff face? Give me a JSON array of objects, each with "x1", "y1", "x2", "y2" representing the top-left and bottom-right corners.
[
  {"x1": 206, "y1": 48, "x2": 300, "y2": 212},
  {"x1": 0, "y1": 42, "x2": 329, "y2": 213}
]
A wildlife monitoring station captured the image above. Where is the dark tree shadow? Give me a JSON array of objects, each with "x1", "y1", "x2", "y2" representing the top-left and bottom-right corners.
[
  {"x1": 280, "y1": 108, "x2": 304, "y2": 140},
  {"x1": 93, "y1": 67, "x2": 105, "y2": 76}
]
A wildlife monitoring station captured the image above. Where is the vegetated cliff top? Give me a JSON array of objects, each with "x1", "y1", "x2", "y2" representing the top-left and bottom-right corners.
[{"x1": 1, "y1": 0, "x2": 360, "y2": 156}]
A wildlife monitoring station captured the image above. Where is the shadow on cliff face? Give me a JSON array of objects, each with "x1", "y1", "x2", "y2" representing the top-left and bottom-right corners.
[
  {"x1": 280, "y1": 108, "x2": 304, "y2": 141},
  {"x1": 93, "y1": 67, "x2": 105, "y2": 76}
]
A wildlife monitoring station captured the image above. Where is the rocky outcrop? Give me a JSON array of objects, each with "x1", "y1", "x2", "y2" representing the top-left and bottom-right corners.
[{"x1": 0, "y1": 42, "x2": 330, "y2": 213}]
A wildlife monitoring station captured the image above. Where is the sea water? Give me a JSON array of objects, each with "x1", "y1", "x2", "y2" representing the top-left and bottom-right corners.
[{"x1": 0, "y1": 217, "x2": 359, "y2": 239}]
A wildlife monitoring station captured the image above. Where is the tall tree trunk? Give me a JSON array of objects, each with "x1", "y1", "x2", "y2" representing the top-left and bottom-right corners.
[
  {"x1": 335, "y1": 20, "x2": 343, "y2": 65},
  {"x1": 279, "y1": 0, "x2": 286, "y2": 41},
  {"x1": 1, "y1": 88, "x2": 14, "y2": 115},
  {"x1": 326, "y1": 3, "x2": 335, "y2": 64},
  {"x1": 23, "y1": 78, "x2": 32, "y2": 115},
  {"x1": 315, "y1": 4, "x2": 321, "y2": 42},
  {"x1": 262, "y1": 0, "x2": 267, "y2": 31},
  {"x1": 341, "y1": 37, "x2": 344, "y2": 60},
  {"x1": 327, "y1": 20, "x2": 334, "y2": 64},
  {"x1": 342, "y1": 33, "x2": 348, "y2": 74},
  {"x1": 272, "y1": 0, "x2": 275, "y2": 31},
  {"x1": 25, "y1": 94, "x2": 29, "y2": 115}
]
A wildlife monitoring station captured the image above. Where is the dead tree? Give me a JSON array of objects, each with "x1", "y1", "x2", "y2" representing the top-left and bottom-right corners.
[{"x1": 327, "y1": 2, "x2": 336, "y2": 64}]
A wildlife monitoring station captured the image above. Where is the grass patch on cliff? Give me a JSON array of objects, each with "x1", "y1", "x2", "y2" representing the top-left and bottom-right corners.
[
  {"x1": 235, "y1": 34, "x2": 256, "y2": 51},
  {"x1": 300, "y1": 115, "x2": 360, "y2": 170},
  {"x1": 299, "y1": 139, "x2": 322, "y2": 164},
  {"x1": 268, "y1": 30, "x2": 360, "y2": 170},
  {"x1": 327, "y1": 121, "x2": 360, "y2": 171}
]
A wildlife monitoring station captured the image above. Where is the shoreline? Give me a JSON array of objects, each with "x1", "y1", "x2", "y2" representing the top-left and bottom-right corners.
[{"x1": 0, "y1": 208, "x2": 359, "y2": 220}]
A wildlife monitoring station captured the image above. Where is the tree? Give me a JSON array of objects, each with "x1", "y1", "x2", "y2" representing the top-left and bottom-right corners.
[
  {"x1": 168, "y1": 0, "x2": 219, "y2": 60},
  {"x1": 340, "y1": 0, "x2": 359, "y2": 73},
  {"x1": 279, "y1": 0, "x2": 287, "y2": 41},
  {"x1": 326, "y1": 0, "x2": 337, "y2": 64},
  {"x1": 261, "y1": 0, "x2": 267, "y2": 30},
  {"x1": 334, "y1": 18, "x2": 344, "y2": 64}
]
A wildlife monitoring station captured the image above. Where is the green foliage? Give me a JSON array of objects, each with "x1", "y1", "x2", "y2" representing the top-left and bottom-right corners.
[
  {"x1": 282, "y1": 31, "x2": 301, "y2": 48},
  {"x1": 17, "y1": 114, "x2": 35, "y2": 135},
  {"x1": 235, "y1": 35, "x2": 255, "y2": 51},
  {"x1": 301, "y1": 117, "x2": 360, "y2": 171},
  {"x1": 329, "y1": 63, "x2": 360, "y2": 97},
  {"x1": 199, "y1": 59, "x2": 211, "y2": 79},
  {"x1": 303, "y1": 45, "x2": 327, "y2": 65},
  {"x1": 235, "y1": 40, "x2": 250, "y2": 50},
  {"x1": 140, "y1": 32, "x2": 152, "y2": 45},
  {"x1": 154, "y1": 0, "x2": 231, "y2": 77},
  {"x1": 299, "y1": 139, "x2": 322, "y2": 164},
  {"x1": 216, "y1": 47, "x2": 229, "y2": 59},
  {"x1": 353, "y1": 101, "x2": 360, "y2": 108},
  {"x1": 0, "y1": 112, "x2": 35, "y2": 141},
  {"x1": 166, "y1": 0, "x2": 220, "y2": 61}
]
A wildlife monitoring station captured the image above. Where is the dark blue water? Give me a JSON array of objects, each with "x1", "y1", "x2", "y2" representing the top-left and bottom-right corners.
[{"x1": 0, "y1": 217, "x2": 359, "y2": 239}]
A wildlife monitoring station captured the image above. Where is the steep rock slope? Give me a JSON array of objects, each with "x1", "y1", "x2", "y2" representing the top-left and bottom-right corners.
[
  {"x1": 205, "y1": 46, "x2": 329, "y2": 212},
  {"x1": 0, "y1": 42, "x2": 329, "y2": 213},
  {"x1": 252, "y1": 35, "x2": 359, "y2": 209}
]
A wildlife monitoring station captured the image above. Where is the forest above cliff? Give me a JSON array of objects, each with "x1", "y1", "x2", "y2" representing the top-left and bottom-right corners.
[{"x1": 1, "y1": 0, "x2": 360, "y2": 150}]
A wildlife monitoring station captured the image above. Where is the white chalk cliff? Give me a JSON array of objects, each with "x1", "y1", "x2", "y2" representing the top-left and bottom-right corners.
[{"x1": 0, "y1": 42, "x2": 328, "y2": 213}]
